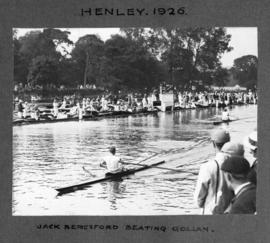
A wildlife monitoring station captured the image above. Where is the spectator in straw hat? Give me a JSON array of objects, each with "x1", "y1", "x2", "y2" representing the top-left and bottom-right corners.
[
  {"x1": 194, "y1": 129, "x2": 231, "y2": 214},
  {"x1": 221, "y1": 156, "x2": 256, "y2": 214},
  {"x1": 244, "y1": 130, "x2": 258, "y2": 185}
]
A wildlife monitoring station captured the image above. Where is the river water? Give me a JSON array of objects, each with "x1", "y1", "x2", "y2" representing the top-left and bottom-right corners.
[{"x1": 12, "y1": 105, "x2": 257, "y2": 215}]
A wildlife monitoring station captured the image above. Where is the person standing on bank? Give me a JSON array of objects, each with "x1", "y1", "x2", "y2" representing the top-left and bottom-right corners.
[
  {"x1": 194, "y1": 129, "x2": 246, "y2": 214},
  {"x1": 221, "y1": 156, "x2": 256, "y2": 214},
  {"x1": 100, "y1": 146, "x2": 124, "y2": 176},
  {"x1": 17, "y1": 99, "x2": 24, "y2": 119},
  {"x1": 194, "y1": 129, "x2": 231, "y2": 214}
]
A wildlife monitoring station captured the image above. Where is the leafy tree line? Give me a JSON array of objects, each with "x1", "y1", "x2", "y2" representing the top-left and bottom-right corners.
[
  {"x1": 13, "y1": 28, "x2": 258, "y2": 93},
  {"x1": 231, "y1": 55, "x2": 258, "y2": 89}
]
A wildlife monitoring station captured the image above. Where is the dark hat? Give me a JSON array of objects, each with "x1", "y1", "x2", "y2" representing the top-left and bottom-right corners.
[
  {"x1": 221, "y1": 156, "x2": 250, "y2": 175},
  {"x1": 109, "y1": 146, "x2": 116, "y2": 154}
]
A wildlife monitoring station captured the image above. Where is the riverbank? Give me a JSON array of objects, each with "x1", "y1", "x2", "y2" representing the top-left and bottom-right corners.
[{"x1": 13, "y1": 101, "x2": 255, "y2": 126}]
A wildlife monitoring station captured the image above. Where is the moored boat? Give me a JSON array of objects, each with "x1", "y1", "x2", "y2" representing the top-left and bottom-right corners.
[
  {"x1": 13, "y1": 109, "x2": 159, "y2": 126},
  {"x1": 195, "y1": 103, "x2": 210, "y2": 108}
]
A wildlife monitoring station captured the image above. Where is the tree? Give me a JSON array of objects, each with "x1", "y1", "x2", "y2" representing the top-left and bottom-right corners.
[
  {"x1": 19, "y1": 29, "x2": 72, "y2": 62},
  {"x1": 13, "y1": 28, "x2": 73, "y2": 85},
  {"x1": 27, "y1": 56, "x2": 59, "y2": 87},
  {"x1": 71, "y1": 35, "x2": 104, "y2": 87},
  {"x1": 102, "y1": 34, "x2": 164, "y2": 91},
  {"x1": 13, "y1": 33, "x2": 29, "y2": 84},
  {"x1": 121, "y1": 27, "x2": 233, "y2": 88},
  {"x1": 212, "y1": 67, "x2": 229, "y2": 86},
  {"x1": 58, "y1": 59, "x2": 82, "y2": 87},
  {"x1": 231, "y1": 55, "x2": 258, "y2": 89}
]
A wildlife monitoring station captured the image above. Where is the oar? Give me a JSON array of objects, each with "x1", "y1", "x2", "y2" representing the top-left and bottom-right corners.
[
  {"x1": 240, "y1": 116, "x2": 255, "y2": 121},
  {"x1": 137, "y1": 153, "x2": 160, "y2": 164},
  {"x1": 82, "y1": 166, "x2": 96, "y2": 177},
  {"x1": 176, "y1": 159, "x2": 208, "y2": 168},
  {"x1": 121, "y1": 161, "x2": 197, "y2": 175}
]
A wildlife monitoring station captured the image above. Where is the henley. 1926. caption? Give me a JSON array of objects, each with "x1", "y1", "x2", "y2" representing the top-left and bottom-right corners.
[{"x1": 79, "y1": 7, "x2": 187, "y2": 16}]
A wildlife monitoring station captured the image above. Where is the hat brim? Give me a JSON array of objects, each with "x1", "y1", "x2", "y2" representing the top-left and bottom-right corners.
[{"x1": 243, "y1": 135, "x2": 257, "y2": 151}]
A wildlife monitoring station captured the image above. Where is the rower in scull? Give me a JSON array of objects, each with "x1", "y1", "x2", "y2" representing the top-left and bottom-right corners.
[
  {"x1": 100, "y1": 146, "x2": 125, "y2": 176},
  {"x1": 221, "y1": 108, "x2": 230, "y2": 121}
]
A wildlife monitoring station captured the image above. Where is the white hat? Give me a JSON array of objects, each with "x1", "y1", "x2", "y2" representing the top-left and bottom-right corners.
[{"x1": 244, "y1": 131, "x2": 257, "y2": 151}]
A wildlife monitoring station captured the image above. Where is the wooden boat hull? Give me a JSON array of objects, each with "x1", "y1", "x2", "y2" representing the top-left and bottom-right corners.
[
  {"x1": 56, "y1": 160, "x2": 165, "y2": 195},
  {"x1": 213, "y1": 119, "x2": 236, "y2": 125},
  {"x1": 192, "y1": 118, "x2": 237, "y2": 125},
  {"x1": 13, "y1": 117, "x2": 79, "y2": 125},
  {"x1": 195, "y1": 104, "x2": 210, "y2": 108}
]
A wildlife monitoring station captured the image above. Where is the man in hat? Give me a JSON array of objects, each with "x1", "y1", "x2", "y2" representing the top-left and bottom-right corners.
[
  {"x1": 221, "y1": 156, "x2": 256, "y2": 214},
  {"x1": 100, "y1": 146, "x2": 124, "y2": 175},
  {"x1": 244, "y1": 130, "x2": 258, "y2": 185},
  {"x1": 194, "y1": 129, "x2": 231, "y2": 214},
  {"x1": 215, "y1": 142, "x2": 246, "y2": 211}
]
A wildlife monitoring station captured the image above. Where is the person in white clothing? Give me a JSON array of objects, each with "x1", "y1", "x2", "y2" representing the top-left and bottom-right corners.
[
  {"x1": 100, "y1": 146, "x2": 124, "y2": 175},
  {"x1": 52, "y1": 99, "x2": 59, "y2": 117},
  {"x1": 221, "y1": 108, "x2": 230, "y2": 121}
]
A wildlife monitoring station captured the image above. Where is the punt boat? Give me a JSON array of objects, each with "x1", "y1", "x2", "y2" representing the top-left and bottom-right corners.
[{"x1": 56, "y1": 160, "x2": 165, "y2": 196}]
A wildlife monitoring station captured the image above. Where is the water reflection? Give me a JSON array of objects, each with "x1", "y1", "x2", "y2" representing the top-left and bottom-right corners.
[{"x1": 13, "y1": 105, "x2": 257, "y2": 215}]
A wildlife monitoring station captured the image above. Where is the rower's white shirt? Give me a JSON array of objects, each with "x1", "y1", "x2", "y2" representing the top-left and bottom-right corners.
[
  {"x1": 222, "y1": 111, "x2": 230, "y2": 121},
  {"x1": 103, "y1": 154, "x2": 122, "y2": 173}
]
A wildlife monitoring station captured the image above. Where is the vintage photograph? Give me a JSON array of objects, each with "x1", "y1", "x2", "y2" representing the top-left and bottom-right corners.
[{"x1": 12, "y1": 27, "x2": 257, "y2": 215}]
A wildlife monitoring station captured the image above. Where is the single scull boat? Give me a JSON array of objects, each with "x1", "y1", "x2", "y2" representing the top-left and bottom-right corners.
[
  {"x1": 213, "y1": 119, "x2": 237, "y2": 125},
  {"x1": 56, "y1": 160, "x2": 165, "y2": 196}
]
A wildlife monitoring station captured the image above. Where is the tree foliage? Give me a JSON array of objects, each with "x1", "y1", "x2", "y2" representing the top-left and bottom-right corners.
[
  {"x1": 102, "y1": 35, "x2": 164, "y2": 91},
  {"x1": 231, "y1": 55, "x2": 258, "y2": 89},
  {"x1": 13, "y1": 28, "x2": 73, "y2": 85},
  {"x1": 121, "y1": 27, "x2": 232, "y2": 88},
  {"x1": 27, "y1": 56, "x2": 59, "y2": 87},
  {"x1": 71, "y1": 34, "x2": 105, "y2": 87},
  {"x1": 13, "y1": 27, "x2": 257, "y2": 93},
  {"x1": 212, "y1": 67, "x2": 230, "y2": 86}
]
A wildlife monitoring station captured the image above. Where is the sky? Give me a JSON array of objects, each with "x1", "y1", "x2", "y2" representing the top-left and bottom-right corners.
[{"x1": 15, "y1": 27, "x2": 257, "y2": 68}]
